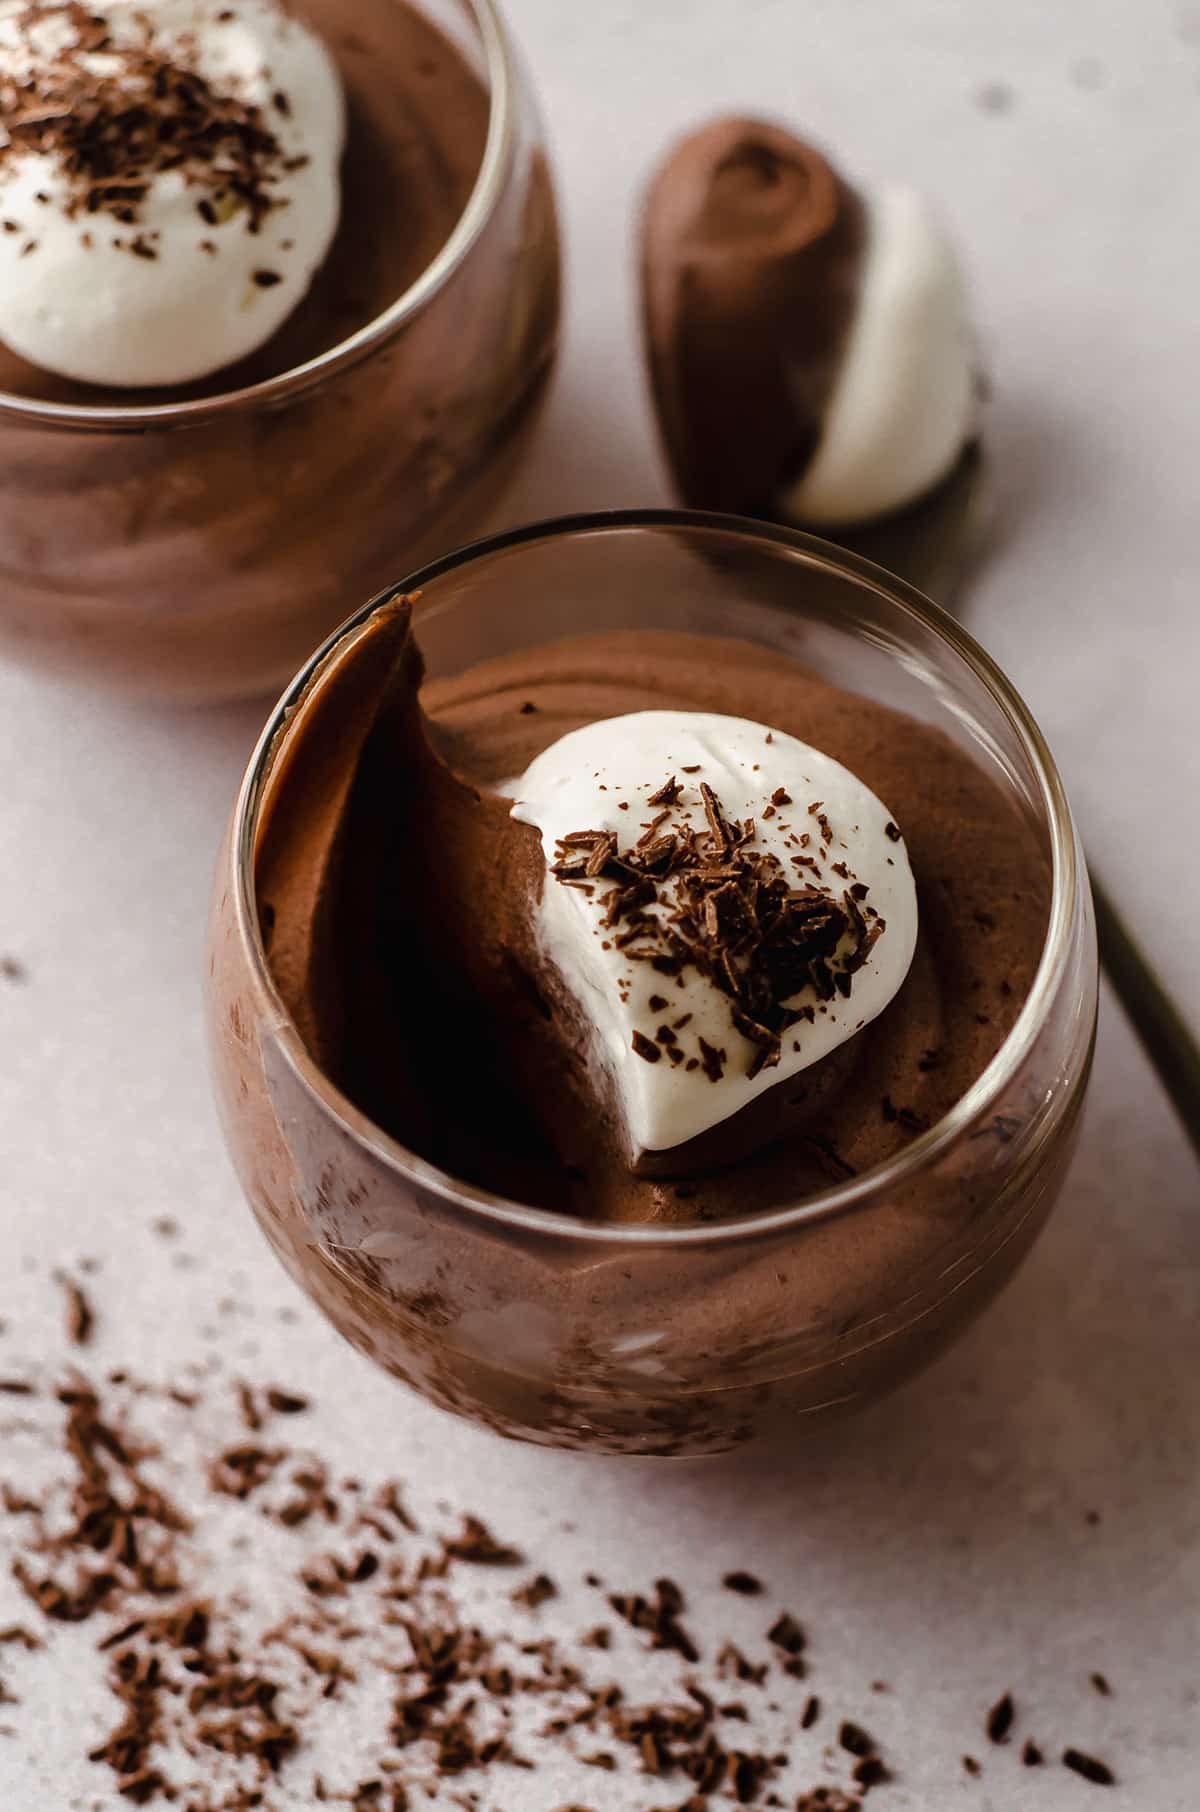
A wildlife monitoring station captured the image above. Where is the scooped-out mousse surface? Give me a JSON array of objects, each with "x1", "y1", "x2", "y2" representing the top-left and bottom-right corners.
[{"x1": 255, "y1": 608, "x2": 1050, "y2": 1227}]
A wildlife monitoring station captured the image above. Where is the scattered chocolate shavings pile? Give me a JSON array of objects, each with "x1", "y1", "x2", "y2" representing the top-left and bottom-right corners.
[
  {"x1": 0, "y1": 1369, "x2": 900, "y2": 1809},
  {"x1": 551, "y1": 777, "x2": 886, "y2": 1080},
  {"x1": 0, "y1": 1, "x2": 301, "y2": 237},
  {"x1": 0, "y1": 1347, "x2": 1123, "y2": 1805}
]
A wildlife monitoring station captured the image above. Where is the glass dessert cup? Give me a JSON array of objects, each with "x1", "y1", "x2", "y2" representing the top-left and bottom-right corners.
[
  {"x1": 207, "y1": 512, "x2": 1098, "y2": 1456},
  {"x1": 0, "y1": 0, "x2": 560, "y2": 703}
]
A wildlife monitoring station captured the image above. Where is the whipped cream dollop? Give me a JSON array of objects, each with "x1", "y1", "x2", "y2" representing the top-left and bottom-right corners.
[
  {"x1": 512, "y1": 711, "x2": 919, "y2": 1157},
  {"x1": 783, "y1": 185, "x2": 977, "y2": 527},
  {"x1": 0, "y1": 0, "x2": 345, "y2": 387}
]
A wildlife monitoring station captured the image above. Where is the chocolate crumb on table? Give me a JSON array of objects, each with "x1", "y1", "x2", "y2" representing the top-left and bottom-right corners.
[
  {"x1": 608, "y1": 1576, "x2": 700, "y2": 1663},
  {"x1": 265, "y1": 1387, "x2": 311, "y2": 1416},
  {"x1": 837, "y1": 1720, "x2": 876, "y2": 1757},
  {"x1": 511, "y1": 1572, "x2": 557, "y2": 1610},
  {"x1": 767, "y1": 1611, "x2": 805, "y2": 1655},
  {"x1": 985, "y1": 1690, "x2": 1015, "y2": 1742},
  {"x1": 0, "y1": 1277, "x2": 1132, "y2": 1807},
  {"x1": 852, "y1": 1754, "x2": 893, "y2": 1788},
  {"x1": 441, "y1": 1513, "x2": 523, "y2": 1565},
  {"x1": 1063, "y1": 1747, "x2": 1117, "y2": 1785},
  {"x1": 59, "y1": 1276, "x2": 94, "y2": 1347}
]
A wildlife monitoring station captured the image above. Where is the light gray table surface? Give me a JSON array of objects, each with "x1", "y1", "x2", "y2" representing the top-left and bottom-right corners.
[{"x1": 0, "y1": 0, "x2": 1196, "y2": 1806}]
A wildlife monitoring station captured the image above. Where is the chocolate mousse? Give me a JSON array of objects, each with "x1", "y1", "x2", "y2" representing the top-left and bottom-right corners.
[
  {"x1": 255, "y1": 601, "x2": 1049, "y2": 1226},
  {"x1": 0, "y1": 0, "x2": 560, "y2": 697},
  {"x1": 641, "y1": 116, "x2": 980, "y2": 531}
]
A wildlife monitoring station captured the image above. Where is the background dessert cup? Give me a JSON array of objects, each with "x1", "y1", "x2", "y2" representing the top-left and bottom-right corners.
[
  {"x1": 207, "y1": 512, "x2": 1098, "y2": 1456},
  {"x1": 0, "y1": 0, "x2": 560, "y2": 702}
]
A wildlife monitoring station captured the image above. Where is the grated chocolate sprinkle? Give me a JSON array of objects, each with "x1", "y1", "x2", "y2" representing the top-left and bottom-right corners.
[
  {"x1": 1063, "y1": 1748, "x2": 1116, "y2": 1786},
  {"x1": 986, "y1": 1691, "x2": 1015, "y2": 1743},
  {"x1": 550, "y1": 777, "x2": 888, "y2": 1081}
]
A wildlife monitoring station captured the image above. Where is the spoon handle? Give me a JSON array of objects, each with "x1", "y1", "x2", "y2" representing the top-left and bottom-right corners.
[{"x1": 1090, "y1": 870, "x2": 1200, "y2": 1160}]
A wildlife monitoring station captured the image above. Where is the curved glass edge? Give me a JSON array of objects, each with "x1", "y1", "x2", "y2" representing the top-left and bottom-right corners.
[
  {"x1": 228, "y1": 508, "x2": 1090, "y2": 1250},
  {"x1": 0, "y1": 0, "x2": 516, "y2": 432}
]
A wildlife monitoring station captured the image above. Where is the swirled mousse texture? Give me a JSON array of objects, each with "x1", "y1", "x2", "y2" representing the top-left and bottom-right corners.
[
  {"x1": 255, "y1": 615, "x2": 1050, "y2": 1226},
  {"x1": 0, "y1": 0, "x2": 345, "y2": 386},
  {"x1": 641, "y1": 116, "x2": 978, "y2": 527},
  {"x1": 0, "y1": 0, "x2": 489, "y2": 402},
  {"x1": 511, "y1": 711, "x2": 919, "y2": 1158}
]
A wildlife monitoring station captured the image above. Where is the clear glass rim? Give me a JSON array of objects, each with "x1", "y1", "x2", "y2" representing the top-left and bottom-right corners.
[
  {"x1": 0, "y1": 0, "x2": 514, "y2": 432},
  {"x1": 230, "y1": 508, "x2": 1083, "y2": 1249}
]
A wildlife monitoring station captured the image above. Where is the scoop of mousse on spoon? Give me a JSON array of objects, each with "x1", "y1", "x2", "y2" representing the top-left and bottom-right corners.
[{"x1": 638, "y1": 115, "x2": 1200, "y2": 1152}]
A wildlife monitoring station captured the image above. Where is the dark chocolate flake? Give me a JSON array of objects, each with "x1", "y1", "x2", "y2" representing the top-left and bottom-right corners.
[
  {"x1": 837, "y1": 1721, "x2": 875, "y2": 1758},
  {"x1": 766, "y1": 1612, "x2": 805, "y2": 1656},
  {"x1": 986, "y1": 1692, "x2": 1015, "y2": 1743},
  {"x1": 721, "y1": 1571, "x2": 763, "y2": 1596},
  {"x1": 61, "y1": 1278, "x2": 94, "y2": 1347},
  {"x1": 632, "y1": 1030, "x2": 662, "y2": 1064},
  {"x1": 0, "y1": 18, "x2": 300, "y2": 240}
]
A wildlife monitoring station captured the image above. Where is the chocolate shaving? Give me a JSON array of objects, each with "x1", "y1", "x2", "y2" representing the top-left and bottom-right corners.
[
  {"x1": 61, "y1": 1277, "x2": 94, "y2": 1347},
  {"x1": 608, "y1": 1578, "x2": 699, "y2": 1664},
  {"x1": 837, "y1": 1720, "x2": 875, "y2": 1757},
  {"x1": 441, "y1": 1515, "x2": 523, "y2": 1566},
  {"x1": 721, "y1": 1571, "x2": 762, "y2": 1596},
  {"x1": 986, "y1": 1691, "x2": 1015, "y2": 1743},
  {"x1": 1063, "y1": 1748, "x2": 1116, "y2": 1785},
  {"x1": 511, "y1": 1573, "x2": 557, "y2": 1611}
]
